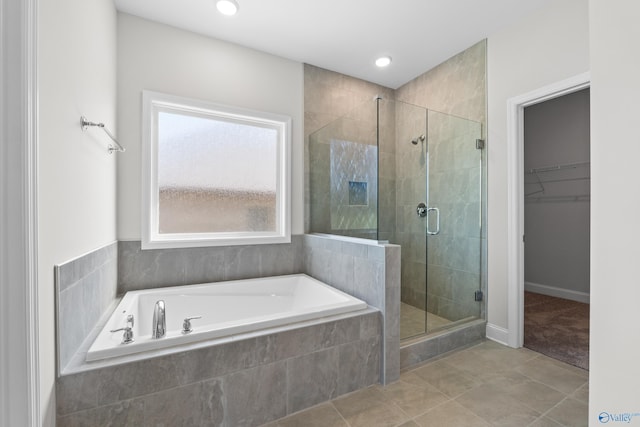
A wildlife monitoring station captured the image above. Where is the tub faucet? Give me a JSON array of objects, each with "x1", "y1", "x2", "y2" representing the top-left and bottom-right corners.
[{"x1": 152, "y1": 300, "x2": 166, "y2": 339}]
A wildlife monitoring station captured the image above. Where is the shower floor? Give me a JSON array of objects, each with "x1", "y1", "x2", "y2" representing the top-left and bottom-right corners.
[{"x1": 400, "y1": 302, "x2": 452, "y2": 340}]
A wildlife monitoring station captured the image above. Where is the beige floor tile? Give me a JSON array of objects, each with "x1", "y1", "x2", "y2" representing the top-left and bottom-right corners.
[
  {"x1": 546, "y1": 398, "x2": 589, "y2": 427},
  {"x1": 274, "y1": 403, "x2": 348, "y2": 427},
  {"x1": 541, "y1": 354, "x2": 589, "y2": 378},
  {"x1": 529, "y1": 416, "x2": 564, "y2": 427},
  {"x1": 508, "y1": 380, "x2": 567, "y2": 413},
  {"x1": 516, "y1": 356, "x2": 588, "y2": 394},
  {"x1": 264, "y1": 339, "x2": 589, "y2": 427},
  {"x1": 471, "y1": 368, "x2": 531, "y2": 389},
  {"x1": 411, "y1": 360, "x2": 479, "y2": 398},
  {"x1": 455, "y1": 383, "x2": 541, "y2": 426},
  {"x1": 332, "y1": 386, "x2": 409, "y2": 427},
  {"x1": 380, "y1": 378, "x2": 450, "y2": 418},
  {"x1": 398, "y1": 370, "x2": 432, "y2": 387},
  {"x1": 414, "y1": 400, "x2": 490, "y2": 427},
  {"x1": 442, "y1": 342, "x2": 538, "y2": 382},
  {"x1": 572, "y1": 383, "x2": 589, "y2": 404}
]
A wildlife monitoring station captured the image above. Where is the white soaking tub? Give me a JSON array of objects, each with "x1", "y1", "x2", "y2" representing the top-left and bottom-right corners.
[{"x1": 86, "y1": 274, "x2": 367, "y2": 361}]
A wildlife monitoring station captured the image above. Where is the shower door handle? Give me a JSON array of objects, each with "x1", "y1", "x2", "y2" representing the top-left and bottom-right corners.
[{"x1": 426, "y1": 207, "x2": 440, "y2": 235}]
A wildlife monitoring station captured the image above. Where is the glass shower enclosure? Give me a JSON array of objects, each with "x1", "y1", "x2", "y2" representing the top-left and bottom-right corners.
[{"x1": 309, "y1": 98, "x2": 484, "y2": 339}]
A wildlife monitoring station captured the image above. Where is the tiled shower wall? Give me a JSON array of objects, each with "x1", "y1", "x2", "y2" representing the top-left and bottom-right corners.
[
  {"x1": 305, "y1": 41, "x2": 487, "y2": 322},
  {"x1": 308, "y1": 105, "x2": 379, "y2": 240},
  {"x1": 392, "y1": 101, "x2": 429, "y2": 310},
  {"x1": 304, "y1": 64, "x2": 395, "y2": 236},
  {"x1": 423, "y1": 112, "x2": 483, "y2": 321}
]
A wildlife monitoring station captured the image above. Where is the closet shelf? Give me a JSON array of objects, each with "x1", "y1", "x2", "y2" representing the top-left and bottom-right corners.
[{"x1": 525, "y1": 161, "x2": 589, "y2": 174}]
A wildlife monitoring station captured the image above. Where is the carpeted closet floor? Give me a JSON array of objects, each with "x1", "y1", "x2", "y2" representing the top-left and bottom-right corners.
[{"x1": 524, "y1": 291, "x2": 590, "y2": 370}]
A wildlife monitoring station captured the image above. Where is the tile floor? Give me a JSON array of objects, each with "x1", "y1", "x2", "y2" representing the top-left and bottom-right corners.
[
  {"x1": 400, "y1": 303, "x2": 453, "y2": 339},
  {"x1": 262, "y1": 340, "x2": 589, "y2": 427}
]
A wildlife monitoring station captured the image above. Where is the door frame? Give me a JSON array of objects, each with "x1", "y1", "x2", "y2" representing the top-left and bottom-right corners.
[
  {"x1": 506, "y1": 72, "x2": 590, "y2": 348},
  {"x1": 0, "y1": 0, "x2": 40, "y2": 425}
]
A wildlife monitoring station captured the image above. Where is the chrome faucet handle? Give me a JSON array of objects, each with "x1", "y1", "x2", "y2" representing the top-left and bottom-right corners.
[
  {"x1": 110, "y1": 326, "x2": 134, "y2": 344},
  {"x1": 126, "y1": 314, "x2": 134, "y2": 328},
  {"x1": 182, "y1": 316, "x2": 202, "y2": 334}
]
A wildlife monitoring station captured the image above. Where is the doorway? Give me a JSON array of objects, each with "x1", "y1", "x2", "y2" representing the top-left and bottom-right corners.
[
  {"x1": 505, "y1": 72, "x2": 590, "y2": 351},
  {"x1": 522, "y1": 88, "x2": 590, "y2": 370}
]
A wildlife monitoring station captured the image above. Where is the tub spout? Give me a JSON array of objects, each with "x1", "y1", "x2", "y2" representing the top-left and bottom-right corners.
[{"x1": 152, "y1": 300, "x2": 166, "y2": 339}]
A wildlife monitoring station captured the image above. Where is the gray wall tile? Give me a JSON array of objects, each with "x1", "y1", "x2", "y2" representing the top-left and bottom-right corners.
[
  {"x1": 118, "y1": 237, "x2": 305, "y2": 293},
  {"x1": 141, "y1": 378, "x2": 224, "y2": 427},
  {"x1": 57, "y1": 308, "x2": 381, "y2": 424},
  {"x1": 338, "y1": 336, "x2": 381, "y2": 395},
  {"x1": 57, "y1": 399, "x2": 144, "y2": 427},
  {"x1": 95, "y1": 356, "x2": 180, "y2": 405},
  {"x1": 224, "y1": 362, "x2": 287, "y2": 427},
  {"x1": 287, "y1": 347, "x2": 339, "y2": 413},
  {"x1": 56, "y1": 242, "x2": 118, "y2": 373}
]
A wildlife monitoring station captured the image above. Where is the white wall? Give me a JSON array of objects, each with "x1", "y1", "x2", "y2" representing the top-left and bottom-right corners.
[
  {"x1": 486, "y1": 0, "x2": 590, "y2": 331},
  {"x1": 589, "y1": 0, "x2": 640, "y2": 420},
  {"x1": 38, "y1": 0, "x2": 117, "y2": 423},
  {"x1": 524, "y1": 89, "x2": 590, "y2": 296},
  {"x1": 117, "y1": 13, "x2": 304, "y2": 239}
]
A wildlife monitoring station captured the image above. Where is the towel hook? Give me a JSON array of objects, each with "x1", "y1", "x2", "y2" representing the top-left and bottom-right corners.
[{"x1": 80, "y1": 116, "x2": 125, "y2": 154}]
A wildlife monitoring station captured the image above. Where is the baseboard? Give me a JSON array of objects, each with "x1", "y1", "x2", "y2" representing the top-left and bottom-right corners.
[
  {"x1": 486, "y1": 323, "x2": 509, "y2": 346},
  {"x1": 525, "y1": 281, "x2": 590, "y2": 304}
]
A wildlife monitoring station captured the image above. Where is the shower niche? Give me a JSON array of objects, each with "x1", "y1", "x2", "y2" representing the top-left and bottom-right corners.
[{"x1": 309, "y1": 98, "x2": 485, "y2": 340}]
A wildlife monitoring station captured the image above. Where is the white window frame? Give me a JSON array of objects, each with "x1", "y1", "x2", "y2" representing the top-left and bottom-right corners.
[{"x1": 141, "y1": 90, "x2": 291, "y2": 249}]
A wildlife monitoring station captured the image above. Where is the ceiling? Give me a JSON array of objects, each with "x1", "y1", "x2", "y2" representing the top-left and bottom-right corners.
[{"x1": 113, "y1": 0, "x2": 553, "y2": 89}]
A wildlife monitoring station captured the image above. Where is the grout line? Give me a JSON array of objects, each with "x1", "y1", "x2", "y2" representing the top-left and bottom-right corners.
[
  {"x1": 329, "y1": 401, "x2": 351, "y2": 426},
  {"x1": 530, "y1": 395, "x2": 572, "y2": 427},
  {"x1": 407, "y1": 395, "x2": 456, "y2": 423}
]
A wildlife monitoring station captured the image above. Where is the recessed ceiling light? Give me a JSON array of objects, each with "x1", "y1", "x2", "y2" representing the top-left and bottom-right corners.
[
  {"x1": 375, "y1": 56, "x2": 392, "y2": 67},
  {"x1": 216, "y1": 0, "x2": 239, "y2": 16}
]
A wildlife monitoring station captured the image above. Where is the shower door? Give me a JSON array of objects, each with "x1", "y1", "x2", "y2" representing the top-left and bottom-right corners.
[
  {"x1": 395, "y1": 100, "x2": 484, "y2": 340},
  {"x1": 424, "y1": 110, "x2": 483, "y2": 332}
]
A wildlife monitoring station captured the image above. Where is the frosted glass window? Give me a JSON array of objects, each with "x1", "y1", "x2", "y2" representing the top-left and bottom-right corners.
[{"x1": 142, "y1": 91, "x2": 291, "y2": 249}]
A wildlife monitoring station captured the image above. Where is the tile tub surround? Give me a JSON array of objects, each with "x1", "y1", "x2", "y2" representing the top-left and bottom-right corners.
[
  {"x1": 114, "y1": 233, "x2": 400, "y2": 384},
  {"x1": 117, "y1": 236, "x2": 305, "y2": 293},
  {"x1": 301, "y1": 234, "x2": 401, "y2": 384},
  {"x1": 56, "y1": 233, "x2": 400, "y2": 423},
  {"x1": 56, "y1": 309, "x2": 382, "y2": 427},
  {"x1": 55, "y1": 241, "x2": 118, "y2": 373}
]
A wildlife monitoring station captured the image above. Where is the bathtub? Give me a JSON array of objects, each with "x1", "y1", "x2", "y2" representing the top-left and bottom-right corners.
[{"x1": 86, "y1": 274, "x2": 367, "y2": 361}]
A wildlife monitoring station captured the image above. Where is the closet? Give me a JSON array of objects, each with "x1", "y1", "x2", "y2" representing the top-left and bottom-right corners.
[{"x1": 522, "y1": 88, "x2": 590, "y2": 370}]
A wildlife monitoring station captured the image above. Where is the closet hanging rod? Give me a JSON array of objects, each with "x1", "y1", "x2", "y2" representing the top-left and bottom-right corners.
[
  {"x1": 80, "y1": 116, "x2": 125, "y2": 154},
  {"x1": 525, "y1": 161, "x2": 589, "y2": 174},
  {"x1": 525, "y1": 194, "x2": 591, "y2": 203}
]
